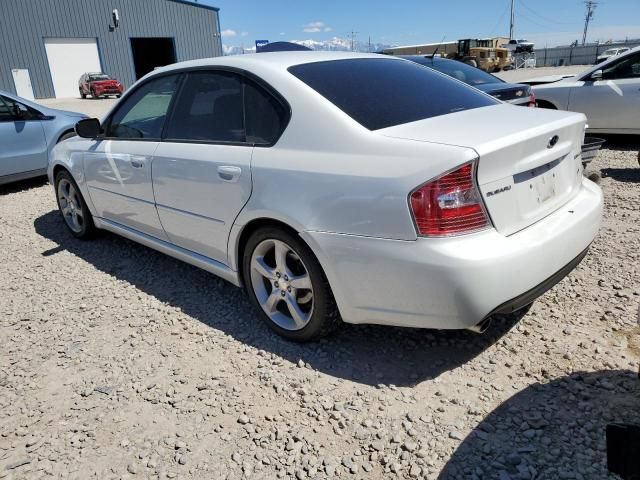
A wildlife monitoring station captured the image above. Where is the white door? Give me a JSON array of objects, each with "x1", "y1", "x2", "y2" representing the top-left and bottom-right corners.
[
  {"x1": 84, "y1": 74, "x2": 180, "y2": 239},
  {"x1": 44, "y1": 38, "x2": 102, "y2": 98},
  {"x1": 11, "y1": 69, "x2": 35, "y2": 100},
  {"x1": 152, "y1": 71, "x2": 256, "y2": 265}
]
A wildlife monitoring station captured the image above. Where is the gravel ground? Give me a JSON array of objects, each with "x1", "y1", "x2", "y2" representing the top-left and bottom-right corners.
[{"x1": 1, "y1": 139, "x2": 639, "y2": 479}]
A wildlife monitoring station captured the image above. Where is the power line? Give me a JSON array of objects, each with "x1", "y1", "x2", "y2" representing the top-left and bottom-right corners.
[
  {"x1": 487, "y1": 0, "x2": 511, "y2": 37},
  {"x1": 582, "y1": 1, "x2": 597, "y2": 45},
  {"x1": 517, "y1": 0, "x2": 576, "y2": 26}
]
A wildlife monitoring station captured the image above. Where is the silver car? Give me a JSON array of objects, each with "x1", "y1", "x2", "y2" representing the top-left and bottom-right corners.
[
  {"x1": 49, "y1": 52, "x2": 602, "y2": 341},
  {"x1": 531, "y1": 46, "x2": 640, "y2": 134},
  {"x1": 0, "y1": 91, "x2": 86, "y2": 185}
]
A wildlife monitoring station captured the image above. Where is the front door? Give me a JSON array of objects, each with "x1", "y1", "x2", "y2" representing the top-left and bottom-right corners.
[
  {"x1": 569, "y1": 51, "x2": 640, "y2": 132},
  {"x1": 152, "y1": 71, "x2": 253, "y2": 264},
  {"x1": 84, "y1": 74, "x2": 180, "y2": 239},
  {"x1": 0, "y1": 95, "x2": 47, "y2": 179}
]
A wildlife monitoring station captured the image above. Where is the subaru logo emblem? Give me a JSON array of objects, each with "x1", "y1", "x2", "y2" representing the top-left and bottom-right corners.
[{"x1": 547, "y1": 135, "x2": 559, "y2": 148}]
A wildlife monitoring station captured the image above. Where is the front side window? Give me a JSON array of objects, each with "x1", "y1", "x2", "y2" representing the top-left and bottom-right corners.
[
  {"x1": 0, "y1": 95, "x2": 40, "y2": 121},
  {"x1": 106, "y1": 74, "x2": 178, "y2": 139},
  {"x1": 289, "y1": 58, "x2": 497, "y2": 131},
  {"x1": 165, "y1": 71, "x2": 244, "y2": 143},
  {"x1": 602, "y1": 52, "x2": 640, "y2": 80},
  {"x1": 0, "y1": 96, "x2": 14, "y2": 121}
]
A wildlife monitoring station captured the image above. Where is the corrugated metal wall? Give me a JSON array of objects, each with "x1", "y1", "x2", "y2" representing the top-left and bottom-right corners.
[{"x1": 0, "y1": 0, "x2": 221, "y2": 98}]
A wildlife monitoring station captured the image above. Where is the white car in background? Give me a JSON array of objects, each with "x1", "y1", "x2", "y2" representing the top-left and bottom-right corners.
[
  {"x1": 530, "y1": 46, "x2": 640, "y2": 134},
  {"x1": 596, "y1": 47, "x2": 631, "y2": 64},
  {"x1": 49, "y1": 52, "x2": 602, "y2": 341}
]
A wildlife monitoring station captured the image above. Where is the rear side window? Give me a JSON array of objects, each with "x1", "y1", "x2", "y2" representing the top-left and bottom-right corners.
[
  {"x1": 165, "y1": 71, "x2": 245, "y2": 143},
  {"x1": 163, "y1": 70, "x2": 288, "y2": 145},
  {"x1": 289, "y1": 58, "x2": 498, "y2": 130},
  {"x1": 107, "y1": 75, "x2": 178, "y2": 139},
  {"x1": 244, "y1": 80, "x2": 288, "y2": 145}
]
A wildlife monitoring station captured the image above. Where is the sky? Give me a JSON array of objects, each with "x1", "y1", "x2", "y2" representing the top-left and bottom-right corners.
[{"x1": 196, "y1": 0, "x2": 640, "y2": 50}]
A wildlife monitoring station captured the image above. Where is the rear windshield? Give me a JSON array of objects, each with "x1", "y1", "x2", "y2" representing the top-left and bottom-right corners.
[
  {"x1": 288, "y1": 58, "x2": 497, "y2": 130},
  {"x1": 409, "y1": 57, "x2": 503, "y2": 87},
  {"x1": 90, "y1": 74, "x2": 111, "y2": 81}
]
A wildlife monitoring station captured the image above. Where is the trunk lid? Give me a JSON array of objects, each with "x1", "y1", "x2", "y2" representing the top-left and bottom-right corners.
[{"x1": 378, "y1": 104, "x2": 586, "y2": 236}]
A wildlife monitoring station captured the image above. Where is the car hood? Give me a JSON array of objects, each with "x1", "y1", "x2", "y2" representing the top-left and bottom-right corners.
[{"x1": 14, "y1": 96, "x2": 87, "y2": 119}]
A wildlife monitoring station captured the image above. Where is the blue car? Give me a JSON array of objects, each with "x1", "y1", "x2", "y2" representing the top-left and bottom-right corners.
[
  {"x1": 0, "y1": 91, "x2": 87, "y2": 185},
  {"x1": 401, "y1": 56, "x2": 535, "y2": 107}
]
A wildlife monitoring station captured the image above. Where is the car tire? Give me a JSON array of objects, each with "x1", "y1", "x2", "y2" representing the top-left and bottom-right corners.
[
  {"x1": 54, "y1": 170, "x2": 95, "y2": 239},
  {"x1": 80, "y1": 89, "x2": 86, "y2": 99},
  {"x1": 243, "y1": 227, "x2": 341, "y2": 342}
]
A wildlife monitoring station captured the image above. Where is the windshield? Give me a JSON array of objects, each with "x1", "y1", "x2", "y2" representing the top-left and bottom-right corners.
[
  {"x1": 409, "y1": 57, "x2": 503, "y2": 86},
  {"x1": 89, "y1": 74, "x2": 111, "y2": 81},
  {"x1": 289, "y1": 58, "x2": 497, "y2": 131},
  {"x1": 602, "y1": 49, "x2": 618, "y2": 55}
]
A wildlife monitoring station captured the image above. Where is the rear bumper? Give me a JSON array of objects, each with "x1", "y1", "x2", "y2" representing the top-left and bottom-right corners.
[{"x1": 302, "y1": 178, "x2": 602, "y2": 330}]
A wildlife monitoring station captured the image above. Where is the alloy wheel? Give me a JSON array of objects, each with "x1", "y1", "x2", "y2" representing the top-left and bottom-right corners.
[
  {"x1": 57, "y1": 179, "x2": 85, "y2": 234},
  {"x1": 250, "y1": 239, "x2": 314, "y2": 331}
]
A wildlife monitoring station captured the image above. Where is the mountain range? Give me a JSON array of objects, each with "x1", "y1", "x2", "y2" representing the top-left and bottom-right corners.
[{"x1": 223, "y1": 36, "x2": 392, "y2": 55}]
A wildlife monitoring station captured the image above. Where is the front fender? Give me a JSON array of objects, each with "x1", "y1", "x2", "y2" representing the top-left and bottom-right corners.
[{"x1": 48, "y1": 138, "x2": 98, "y2": 216}]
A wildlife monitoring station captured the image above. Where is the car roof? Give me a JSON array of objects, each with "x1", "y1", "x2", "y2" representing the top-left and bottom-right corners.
[{"x1": 150, "y1": 51, "x2": 396, "y2": 76}]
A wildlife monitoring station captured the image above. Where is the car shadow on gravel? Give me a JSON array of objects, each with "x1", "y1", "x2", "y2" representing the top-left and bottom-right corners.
[
  {"x1": 438, "y1": 369, "x2": 640, "y2": 480},
  {"x1": 601, "y1": 168, "x2": 640, "y2": 183},
  {"x1": 597, "y1": 134, "x2": 640, "y2": 152},
  {"x1": 0, "y1": 176, "x2": 48, "y2": 195},
  {"x1": 34, "y1": 210, "x2": 526, "y2": 387}
]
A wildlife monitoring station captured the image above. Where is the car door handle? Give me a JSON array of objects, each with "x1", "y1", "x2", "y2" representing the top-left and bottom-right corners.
[{"x1": 217, "y1": 166, "x2": 242, "y2": 182}]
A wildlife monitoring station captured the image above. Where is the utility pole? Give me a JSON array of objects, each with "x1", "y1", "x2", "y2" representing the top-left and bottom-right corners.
[
  {"x1": 509, "y1": 0, "x2": 515, "y2": 40},
  {"x1": 582, "y1": 0, "x2": 597, "y2": 46},
  {"x1": 348, "y1": 31, "x2": 359, "y2": 51},
  {"x1": 368, "y1": 36, "x2": 371, "y2": 53}
]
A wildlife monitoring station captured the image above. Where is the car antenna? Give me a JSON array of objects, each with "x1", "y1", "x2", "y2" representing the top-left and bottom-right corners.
[{"x1": 429, "y1": 36, "x2": 446, "y2": 58}]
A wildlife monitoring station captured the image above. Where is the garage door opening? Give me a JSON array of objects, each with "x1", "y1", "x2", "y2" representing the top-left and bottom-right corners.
[{"x1": 130, "y1": 38, "x2": 176, "y2": 80}]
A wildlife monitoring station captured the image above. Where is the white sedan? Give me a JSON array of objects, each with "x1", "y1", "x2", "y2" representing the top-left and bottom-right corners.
[
  {"x1": 531, "y1": 46, "x2": 640, "y2": 134},
  {"x1": 49, "y1": 52, "x2": 602, "y2": 341}
]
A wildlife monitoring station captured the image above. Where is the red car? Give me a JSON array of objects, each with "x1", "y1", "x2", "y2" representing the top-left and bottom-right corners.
[{"x1": 78, "y1": 72, "x2": 123, "y2": 99}]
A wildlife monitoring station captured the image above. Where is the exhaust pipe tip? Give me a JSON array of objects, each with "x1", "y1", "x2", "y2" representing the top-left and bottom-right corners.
[{"x1": 467, "y1": 317, "x2": 492, "y2": 334}]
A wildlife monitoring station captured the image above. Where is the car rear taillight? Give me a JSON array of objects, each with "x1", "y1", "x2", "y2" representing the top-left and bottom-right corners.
[
  {"x1": 529, "y1": 90, "x2": 536, "y2": 107},
  {"x1": 409, "y1": 161, "x2": 490, "y2": 237}
]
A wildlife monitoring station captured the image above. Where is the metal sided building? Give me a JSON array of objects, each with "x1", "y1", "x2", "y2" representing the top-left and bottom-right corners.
[{"x1": 0, "y1": 0, "x2": 222, "y2": 99}]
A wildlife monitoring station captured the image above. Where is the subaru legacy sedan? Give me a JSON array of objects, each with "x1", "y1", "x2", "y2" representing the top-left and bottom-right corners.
[{"x1": 49, "y1": 52, "x2": 602, "y2": 341}]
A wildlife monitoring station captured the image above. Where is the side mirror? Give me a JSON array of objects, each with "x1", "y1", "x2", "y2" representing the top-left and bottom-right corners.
[
  {"x1": 75, "y1": 118, "x2": 101, "y2": 138},
  {"x1": 591, "y1": 69, "x2": 603, "y2": 81}
]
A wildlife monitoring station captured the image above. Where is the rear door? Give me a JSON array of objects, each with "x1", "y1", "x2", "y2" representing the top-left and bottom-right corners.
[
  {"x1": 569, "y1": 50, "x2": 640, "y2": 132},
  {"x1": 0, "y1": 95, "x2": 47, "y2": 178},
  {"x1": 152, "y1": 70, "x2": 288, "y2": 265},
  {"x1": 84, "y1": 74, "x2": 179, "y2": 239}
]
